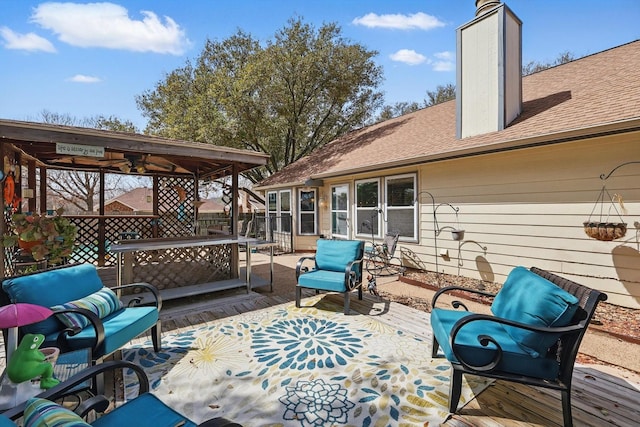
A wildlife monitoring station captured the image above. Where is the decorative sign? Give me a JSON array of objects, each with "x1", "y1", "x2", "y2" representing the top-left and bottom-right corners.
[{"x1": 56, "y1": 143, "x2": 105, "y2": 158}]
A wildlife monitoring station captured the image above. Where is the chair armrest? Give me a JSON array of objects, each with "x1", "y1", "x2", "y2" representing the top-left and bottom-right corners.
[
  {"x1": 52, "y1": 307, "x2": 105, "y2": 355},
  {"x1": 344, "y1": 258, "x2": 364, "y2": 290},
  {"x1": 432, "y1": 286, "x2": 496, "y2": 309},
  {"x1": 112, "y1": 282, "x2": 162, "y2": 310},
  {"x1": 296, "y1": 256, "x2": 316, "y2": 280},
  {"x1": 1, "y1": 360, "x2": 149, "y2": 421},
  {"x1": 449, "y1": 313, "x2": 583, "y2": 372}
]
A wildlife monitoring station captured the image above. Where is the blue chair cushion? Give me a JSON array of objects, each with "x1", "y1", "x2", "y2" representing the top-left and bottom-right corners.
[
  {"x1": 91, "y1": 393, "x2": 196, "y2": 427},
  {"x1": 44, "y1": 307, "x2": 158, "y2": 356},
  {"x1": 0, "y1": 416, "x2": 14, "y2": 427},
  {"x1": 490, "y1": 266, "x2": 579, "y2": 357},
  {"x1": 298, "y1": 270, "x2": 349, "y2": 292},
  {"x1": 315, "y1": 239, "x2": 363, "y2": 274},
  {"x1": 2, "y1": 264, "x2": 105, "y2": 336},
  {"x1": 431, "y1": 308, "x2": 560, "y2": 380}
]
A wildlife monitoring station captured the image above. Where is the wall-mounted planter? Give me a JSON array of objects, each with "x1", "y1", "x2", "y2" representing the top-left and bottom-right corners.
[
  {"x1": 451, "y1": 229, "x2": 465, "y2": 241},
  {"x1": 583, "y1": 222, "x2": 627, "y2": 241}
]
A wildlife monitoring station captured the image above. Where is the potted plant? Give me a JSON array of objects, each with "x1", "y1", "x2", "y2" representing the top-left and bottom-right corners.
[{"x1": 3, "y1": 209, "x2": 77, "y2": 265}]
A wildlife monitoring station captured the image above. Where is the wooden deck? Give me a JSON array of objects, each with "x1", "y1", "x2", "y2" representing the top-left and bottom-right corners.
[{"x1": 155, "y1": 287, "x2": 640, "y2": 427}]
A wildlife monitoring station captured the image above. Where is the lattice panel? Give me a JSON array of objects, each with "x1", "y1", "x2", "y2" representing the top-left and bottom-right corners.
[
  {"x1": 128, "y1": 245, "x2": 232, "y2": 290},
  {"x1": 68, "y1": 216, "x2": 101, "y2": 265},
  {"x1": 157, "y1": 176, "x2": 196, "y2": 238}
]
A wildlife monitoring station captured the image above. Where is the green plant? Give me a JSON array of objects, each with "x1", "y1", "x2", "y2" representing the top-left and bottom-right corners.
[{"x1": 3, "y1": 208, "x2": 77, "y2": 264}]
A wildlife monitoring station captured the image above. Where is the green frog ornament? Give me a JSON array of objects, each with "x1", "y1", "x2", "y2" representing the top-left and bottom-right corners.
[{"x1": 6, "y1": 333, "x2": 60, "y2": 389}]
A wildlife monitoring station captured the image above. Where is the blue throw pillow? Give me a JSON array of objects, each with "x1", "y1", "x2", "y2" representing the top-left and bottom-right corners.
[
  {"x1": 491, "y1": 266, "x2": 579, "y2": 357},
  {"x1": 51, "y1": 287, "x2": 124, "y2": 330},
  {"x1": 24, "y1": 397, "x2": 91, "y2": 426}
]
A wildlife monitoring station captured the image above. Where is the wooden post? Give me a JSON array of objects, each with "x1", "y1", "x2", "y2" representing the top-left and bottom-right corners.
[
  {"x1": 98, "y1": 170, "x2": 106, "y2": 266},
  {"x1": 27, "y1": 159, "x2": 36, "y2": 213}
]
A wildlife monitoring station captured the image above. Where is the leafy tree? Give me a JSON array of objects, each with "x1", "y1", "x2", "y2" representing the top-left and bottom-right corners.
[
  {"x1": 522, "y1": 51, "x2": 575, "y2": 75},
  {"x1": 137, "y1": 17, "x2": 384, "y2": 183},
  {"x1": 376, "y1": 101, "x2": 422, "y2": 122},
  {"x1": 425, "y1": 83, "x2": 456, "y2": 107}
]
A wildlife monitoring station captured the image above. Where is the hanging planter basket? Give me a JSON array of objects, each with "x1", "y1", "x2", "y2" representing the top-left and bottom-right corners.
[
  {"x1": 584, "y1": 187, "x2": 627, "y2": 241},
  {"x1": 583, "y1": 222, "x2": 627, "y2": 241}
]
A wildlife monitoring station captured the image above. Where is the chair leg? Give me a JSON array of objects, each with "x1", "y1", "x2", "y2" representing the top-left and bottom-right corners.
[
  {"x1": 357, "y1": 286, "x2": 363, "y2": 300},
  {"x1": 344, "y1": 292, "x2": 350, "y2": 314},
  {"x1": 449, "y1": 367, "x2": 464, "y2": 413},
  {"x1": 561, "y1": 389, "x2": 573, "y2": 427},
  {"x1": 295, "y1": 286, "x2": 302, "y2": 308},
  {"x1": 152, "y1": 320, "x2": 162, "y2": 352},
  {"x1": 431, "y1": 336, "x2": 440, "y2": 358}
]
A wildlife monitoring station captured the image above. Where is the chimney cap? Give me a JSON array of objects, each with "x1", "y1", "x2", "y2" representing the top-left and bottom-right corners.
[{"x1": 475, "y1": 0, "x2": 501, "y2": 16}]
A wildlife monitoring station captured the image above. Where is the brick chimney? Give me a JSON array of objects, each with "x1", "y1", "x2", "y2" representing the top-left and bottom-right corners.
[{"x1": 456, "y1": 1, "x2": 522, "y2": 139}]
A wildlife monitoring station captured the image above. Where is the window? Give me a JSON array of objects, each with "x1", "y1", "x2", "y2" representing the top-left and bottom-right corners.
[
  {"x1": 267, "y1": 190, "x2": 292, "y2": 233},
  {"x1": 299, "y1": 189, "x2": 316, "y2": 235},
  {"x1": 331, "y1": 184, "x2": 349, "y2": 237},
  {"x1": 355, "y1": 179, "x2": 380, "y2": 237},
  {"x1": 280, "y1": 190, "x2": 291, "y2": 233},
  {"x1": 385, "y1": 174, "x2": 416, "y2": 239}
]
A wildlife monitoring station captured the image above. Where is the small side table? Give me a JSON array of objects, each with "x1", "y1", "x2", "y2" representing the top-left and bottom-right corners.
[{"x1": 0, "y1": 347, "x2": 92, "y2": 418}]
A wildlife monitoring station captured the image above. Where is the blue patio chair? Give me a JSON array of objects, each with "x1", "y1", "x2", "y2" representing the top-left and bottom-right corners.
[
  {"x1": 0, "y1": 360, "x2": 241, "y2": 426},
  {"x1": 295, "y1": 239, "x2": 365, "y2": 314}
]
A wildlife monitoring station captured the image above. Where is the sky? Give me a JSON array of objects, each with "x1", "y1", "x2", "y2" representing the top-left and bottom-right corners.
[{"x1": 1, "y1": 0, "x2": 639, "y2": 131}]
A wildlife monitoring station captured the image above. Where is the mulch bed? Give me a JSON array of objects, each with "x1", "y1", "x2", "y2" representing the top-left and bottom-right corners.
[{"x1": 384, "y1": 269, "x2": 640, "y2": 345}]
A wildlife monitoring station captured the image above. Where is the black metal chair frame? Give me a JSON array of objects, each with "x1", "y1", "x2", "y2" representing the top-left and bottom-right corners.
[
  {"x1": 431, "y1": 267, "x2": 608, "y2": 427},
  {"x1": 365, "y1": 231, "x2": 406, "y2": 277},
  {"x1": 1, "y1": 360, "x2": 241, "y2": 426}
]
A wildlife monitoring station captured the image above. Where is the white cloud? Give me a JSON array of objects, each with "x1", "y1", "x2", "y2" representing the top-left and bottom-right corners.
[
  {"x1": 30, "y1": 2, "x2": 190, "y2": 55},
  {"x1": 352, "y1": 12, "x2": 445, "y2": 30},
  {"x1": 432, "y1": 61, "x2": 454, "y2": 72},
  {"x1": 434, "y1": 51, "x2": 453, "y2": 60},
  {"x1": 67, "y1": 74, "x2": 102, "y2": 83},
  {"x1": 0, "y1": 26, "x2": 56, "y2": 52},
  {"x1": 431, "y1": 51, "x2": 455, "y2": 71},
  {"x1": 390, "y1": 49, "x2": 427, "y2": 65}
]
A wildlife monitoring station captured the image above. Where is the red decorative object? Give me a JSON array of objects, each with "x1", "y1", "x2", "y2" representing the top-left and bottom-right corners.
[{"x1": 17, "y1": 239, "x2": 43, "y2": 253}]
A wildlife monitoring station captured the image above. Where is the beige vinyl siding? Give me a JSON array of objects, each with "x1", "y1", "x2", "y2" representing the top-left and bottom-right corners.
[{"x1": 405, "y1": 133, "x2": 640, "y2": 308}]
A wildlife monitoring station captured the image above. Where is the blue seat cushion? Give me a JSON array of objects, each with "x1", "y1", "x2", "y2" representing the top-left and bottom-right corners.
[
  {"x1": 431, "y1": 308, "x2": 560, "y2": 380},
  {"x1": 491, "y1": 267, "x2": 579, "y2": 357},
  {"x1": 298, "y1": 270, "x2": 349, "y2": 293},
  {"x1": 2, "y1": 264, "x2": 104, "y2": 336},
  {"x1": 315, "y1": 239, "x2": 363, "y2": 274},
  {"x1": 45, "y1": 307, "x2": 158, "y2": 357},
  {"x1": 91, "y1": 393, "x2": 196, "y2": 427}
]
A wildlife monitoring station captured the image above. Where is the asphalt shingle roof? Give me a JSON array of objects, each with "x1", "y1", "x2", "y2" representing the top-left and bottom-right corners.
[{"x1": 258, "y1": 40, "x2": 640, "y2": 188}]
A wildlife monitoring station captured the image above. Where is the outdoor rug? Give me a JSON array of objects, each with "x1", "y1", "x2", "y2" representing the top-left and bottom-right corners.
[{"x1": 123, "y1": 295, "x2": 492, "y2": 426}]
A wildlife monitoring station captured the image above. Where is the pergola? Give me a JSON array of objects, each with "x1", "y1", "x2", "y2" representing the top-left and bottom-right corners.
[{"x1": 0, "y1": 119, "x2": 269, "y2": 291}]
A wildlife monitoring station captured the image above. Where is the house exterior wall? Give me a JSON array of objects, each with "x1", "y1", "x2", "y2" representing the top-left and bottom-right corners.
[
  {"x1": 104, "y1": 201, "x2": 133, "y2": 213},
  {"x1": 279, "y1": 133, "x2": 639, "y2": 308},
  {"x1": 414, "y1": 133, "x2": 639, "y2": 309}
]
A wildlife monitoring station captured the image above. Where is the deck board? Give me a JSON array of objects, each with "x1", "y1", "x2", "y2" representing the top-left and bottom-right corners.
[{"x1": 152, "y1": 289, "x2": 639, "y2": 427}]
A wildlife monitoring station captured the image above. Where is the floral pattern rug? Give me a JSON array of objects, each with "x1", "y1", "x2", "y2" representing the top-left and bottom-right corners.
[{"x1": 123, "y1": 295, "x2": 491, "y2": 426}]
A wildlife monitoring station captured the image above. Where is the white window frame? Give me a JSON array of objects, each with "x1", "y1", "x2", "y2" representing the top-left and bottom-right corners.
[
  {"x1": 298, "y1": 188, "x2": 317, "y2": 235},
  {"x1": 355, "y1": 178, "x2": 381, "y2": 238},
  {"x1": 330, "y1": 184, "x2": 350, "y2": 238},
  {"x1": 384, "y1": 173, "x2": 417, "y2": 240},
  {"x1": 267, "y1": 189, "x2": 292, "y2": 233}
]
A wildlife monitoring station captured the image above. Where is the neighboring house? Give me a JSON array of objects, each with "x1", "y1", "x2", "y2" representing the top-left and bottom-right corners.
[
  {"x1": 104, "y1": 187, "x2": 153, "y2": 214},
  {"x1": 256, "y1": 3, "x2": 640, "y2": 308}
]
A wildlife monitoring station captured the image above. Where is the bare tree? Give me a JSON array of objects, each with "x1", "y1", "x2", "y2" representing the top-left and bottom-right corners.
[{"x1": 36, "y1": 111, "x2": 138, "y2": 213}]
